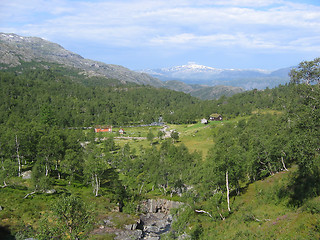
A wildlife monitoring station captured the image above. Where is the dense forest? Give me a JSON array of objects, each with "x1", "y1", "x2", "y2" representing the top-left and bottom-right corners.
[
  {"x1": 0, "y1": 65, "x2": 210, "y2": 126},
  {"x1": 0, "y1": 58, "x2": 319, "y2": 239}
]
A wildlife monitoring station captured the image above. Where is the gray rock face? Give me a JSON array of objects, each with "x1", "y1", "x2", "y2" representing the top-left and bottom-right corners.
[
  {"x1": 91, "y1": 199, "x2": 183, "y2": 240},
  {"x1": 0, "y1": 33, "x2": 164, "y2": 87},
  {"x1": 138, "y1": 199, "x2": 183, "y2": 240},
  {"x1": 114, "y1": 229, "x2": 143, "y2": 240},
  {"x1": 140, "y1": 212, "x2": 172, "y2": 239},
  {"x1": 139, "y1": 199, "x2": 183, "y2": 214}
]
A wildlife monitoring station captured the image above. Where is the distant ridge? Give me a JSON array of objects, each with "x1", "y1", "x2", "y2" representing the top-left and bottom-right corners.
[
  {"x1": 140, "y1": 62, "x2": 292, "y2": 90},
  {"x1": 162, "y1": 81, "x2": 244, "y2": 100},
  {"x1": 0, "y1": 33, "x2": 164, "y2": 87},
  {"x1": 0, "y1": 33, "x2": 248, "y2": 99}
]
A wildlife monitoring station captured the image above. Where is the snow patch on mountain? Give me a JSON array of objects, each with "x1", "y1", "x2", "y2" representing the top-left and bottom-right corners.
[{"x1": 139, "y1": 62, "x2": 291, "y2": 90}]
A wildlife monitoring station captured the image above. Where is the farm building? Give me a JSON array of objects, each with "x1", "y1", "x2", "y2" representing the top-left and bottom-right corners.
[
  {"x1": 94, "y1": 126, "x2": 112, "y2": 133},
  {"x1": 209, "y1": 114, "x2": 223, "y2": 121}
]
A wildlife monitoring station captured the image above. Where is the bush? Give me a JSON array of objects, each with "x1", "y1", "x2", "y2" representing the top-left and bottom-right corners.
[{"x1": 302, "y1": 197, "x2": 320, "y2": 214}]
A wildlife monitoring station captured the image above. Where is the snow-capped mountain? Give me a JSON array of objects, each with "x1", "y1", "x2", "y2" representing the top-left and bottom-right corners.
[
  {"x1": 162, "y1": 62, "x2": 224, "y2": 74},
  {"x1": 140, "y1": 62, "x2": 291, "y2": 90}
]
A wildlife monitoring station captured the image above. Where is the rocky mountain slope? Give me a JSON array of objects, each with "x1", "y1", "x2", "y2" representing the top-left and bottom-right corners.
[
  {"x1": 141, "y1": 62, "x2": 291, "y2": 90},
  {"x1": 0, "y1": 33, "x2": 163, "y2": 87},
  {"x1": 0, "y1": 33, "x2": 245, "y2": 99}
]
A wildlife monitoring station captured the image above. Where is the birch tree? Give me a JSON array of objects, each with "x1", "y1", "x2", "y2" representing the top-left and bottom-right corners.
[
  {"x1": 37, "y1": 129, "x2": 63, "y2": 177},
  {"x1": 84, "y1": 144, "x2": 110, "y2": 197},
  {"x1": 207, "y1": 124, "x2": 245, "y2": 212}
]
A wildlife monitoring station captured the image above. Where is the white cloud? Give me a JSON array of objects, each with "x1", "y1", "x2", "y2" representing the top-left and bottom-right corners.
[{"x1": 1, "y1": 0, "x2": 320, "y2": 60}]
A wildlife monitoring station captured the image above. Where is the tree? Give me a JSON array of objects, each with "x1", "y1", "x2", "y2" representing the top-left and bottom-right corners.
[
  {"x1": 289, "y1": 57, "x2": 320, "y2": 85},
  {"x1": 286, "y1": 58, "x2": 320, "y2": 204},
  {"x1": 37, "y1": 128, "x2": 63, "y2": 177},
  {"x1": 61, "y1": 149, "x2": 83, "y2": 185},
  {"x1": 170, "y1": 131, "x2": 179, "y2": 144},
  {"x1": 157, "y1": 130, "x2": 164, "y2": 140},
  {"x1": 206, "y1": 123, "x2": 245, "y2": 212},
  {"x1": 147, "y1": 130, "x2": 155, "y2": 145},
  {"x1": 104, "y1": 136, "x2": 117, "y2": 153},
  {"x1": 0, "y1": 158, "x2": 16, "y2": 187},
  {"x1": 84, "y1": 144, "x2": 110, "y2": 196},
  {"x1": 37, "y1": 194, "x2": 91, "y2": 240}
]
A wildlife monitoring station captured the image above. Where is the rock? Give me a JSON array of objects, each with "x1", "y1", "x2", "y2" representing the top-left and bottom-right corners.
[
  {"x1": 114, "y1": 229, "x2": 143, "y2": 240},
  {"x1": 21, "y1": 170, "x2": 32, "y2": 179},
  {"x1": 45, "y1": 189, "x2": 56, "y2": 194},
  {"x1": 144, "y1": 225, "x2": 160, "y2": 233},
  {"x1": 124, "y1": 223, "x2": 138, "y2": 230},
  {"x1": 144, "y1": 236, "x2": 159, "y2": 240},
  {"x1": 103, "y1": 219, "x2": 113, "y2": 226},
  {"x1": 139, "y1": 199, "x2": 183, "y2": 214},
  {"x1": 178, "y1": 233, "x2": 191, "y2": 240}
]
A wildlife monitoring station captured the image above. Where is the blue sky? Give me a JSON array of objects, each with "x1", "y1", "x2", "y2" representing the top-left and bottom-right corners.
[{"x1": 1, "y1": 0, "x2": 320, "y2": 70}]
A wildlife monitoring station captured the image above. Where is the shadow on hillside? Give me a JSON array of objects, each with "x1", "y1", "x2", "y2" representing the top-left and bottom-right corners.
[
  {"x1": 230, "y1": 183, "x2": 250, "y2": 198},
  {"x1": 0, "y1": 225, "x2": 15, "y2": 240}
]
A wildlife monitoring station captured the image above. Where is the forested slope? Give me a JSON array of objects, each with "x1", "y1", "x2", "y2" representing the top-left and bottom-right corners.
[
  {"x1": 0, "y1": 64, "x2": 216, "y2": 127},
  {"x1": 0, "y1": 58, "x2": 319, "y2": 239}
]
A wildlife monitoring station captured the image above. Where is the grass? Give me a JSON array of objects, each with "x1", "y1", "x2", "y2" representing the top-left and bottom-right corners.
[
  {"x1": 186, "y1": 168, "x2": 320, "y2": 239},
  {"x1": 0, "y1": 177, "x2": 119, "y2": 238}
]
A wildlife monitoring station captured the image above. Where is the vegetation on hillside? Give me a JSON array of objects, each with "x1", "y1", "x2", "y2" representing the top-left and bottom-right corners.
[{"x1": 0, "y1": 58, "x2": 319, "y2": 239}]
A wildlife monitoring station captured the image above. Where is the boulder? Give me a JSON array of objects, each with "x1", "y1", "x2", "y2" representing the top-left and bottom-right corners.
[
  {"x1": 144, "y1": 225, "x2": 160, "y2": 233},
  {"x1": 114, "y1": 229, "x2": 142, "y2": 240},
  {"x1": 139, "y1": 199, "x2": 183, "y2": 214},
  {"x1": 45, "y1": 189, "x2": 56, "y2": 194},
  {"x1": 21, "y1": 170, "x2": 32, "y2": 179},
  {"x1": 144, "y1": 236, "x2": 160, "y2": 240}
]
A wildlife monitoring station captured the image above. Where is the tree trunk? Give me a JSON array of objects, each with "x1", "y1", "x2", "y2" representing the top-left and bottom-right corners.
[
  {"x1": 15, "y1": 135, "x2": 21, "y2": 177},
  {"x1": 217, "y1": 206, "x2": 225, "y2": 221},
  {"x1": 195, "y1": 210, "x2": 213, "y2": 218},
  {"x1": 45, "y1": 157, "x2": 49, "y2": 177},
  {"x1": 1, "y1": 180, "x2": 7, "y2": 188},
  {"x1": 139, "y1": 182, "x2": 144, "y2": 195},
  {"x1": 280, "y1": 151, "x2": 288, "y2": 171},
  {"x1": 226, "y1": 170, "x2": 231, "y2": 212},
  {"x1": 94, "y1": 174, "x2": 100, "y2": 197}
]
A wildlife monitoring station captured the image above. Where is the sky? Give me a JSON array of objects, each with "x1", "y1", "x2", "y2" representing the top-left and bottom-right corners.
[{"x1": 1, "y1": 0, "x2": 320, "y2": 70}]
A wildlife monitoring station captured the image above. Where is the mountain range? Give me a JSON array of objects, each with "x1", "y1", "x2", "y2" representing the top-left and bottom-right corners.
[
  {"x1": 0, "y1": 33, "x2": 290, "y2": 99},
  {"x1": 140, "y1": 62, "x2": 291, "y2": 90}
]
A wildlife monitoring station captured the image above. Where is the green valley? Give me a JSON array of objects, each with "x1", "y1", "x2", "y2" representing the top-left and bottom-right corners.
[{"x1": 0, "y1": 48, "x2": 319, "y2": 239}]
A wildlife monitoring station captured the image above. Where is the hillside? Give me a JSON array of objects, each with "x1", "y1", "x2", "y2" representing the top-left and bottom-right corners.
[
  {"x1": 0, "y1": 33, "x2": 163, "y2": 87},
  {"x1": 163, "y1": 81, "x2": 244, "y2": 100},
  {"x1": 0, "y1": 33, "x2": 245, "y2": 100},
  {"x1": 0, "y1": 68, "x2": 215, "y2": 127},
  {"x1": 0, "y1": 35, "x2": 319, "y2": 240}
]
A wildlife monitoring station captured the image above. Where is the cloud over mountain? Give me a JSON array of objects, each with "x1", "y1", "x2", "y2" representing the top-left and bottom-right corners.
[{"x1": 1, "y1": 0, "x2": 320, "y2": 69}]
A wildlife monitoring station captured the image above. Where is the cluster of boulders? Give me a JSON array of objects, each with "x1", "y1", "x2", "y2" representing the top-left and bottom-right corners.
[
  {"x1": 93, "y1": 199, "x2": 183, "y2": 240},
  {"x1": 138, "y1": 199, "x2": 184, "y2": 240}
]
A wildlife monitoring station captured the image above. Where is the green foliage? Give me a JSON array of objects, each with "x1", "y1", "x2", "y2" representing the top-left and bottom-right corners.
[
  {"x1": 170, "y1": 130, "x2": 179, "y2": 143},
  {"x1": 147, "y1": 130, "x2": 155, "y2": 144},
  {"x1": 289, "y1": 57, "x2": 320, "y2": 85},
  {"x1": 302, "y1": 197, "x2": 320, "y2": 214},
  {"x1": 0, "y1": 67, "x2": 209, "y2": 127},
  {"x1": 1, "y1": 57, "x2": 320, "y2": 239},
  {"x1": 36, "y1": 194, "x2": 92, "y2": 240}
]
